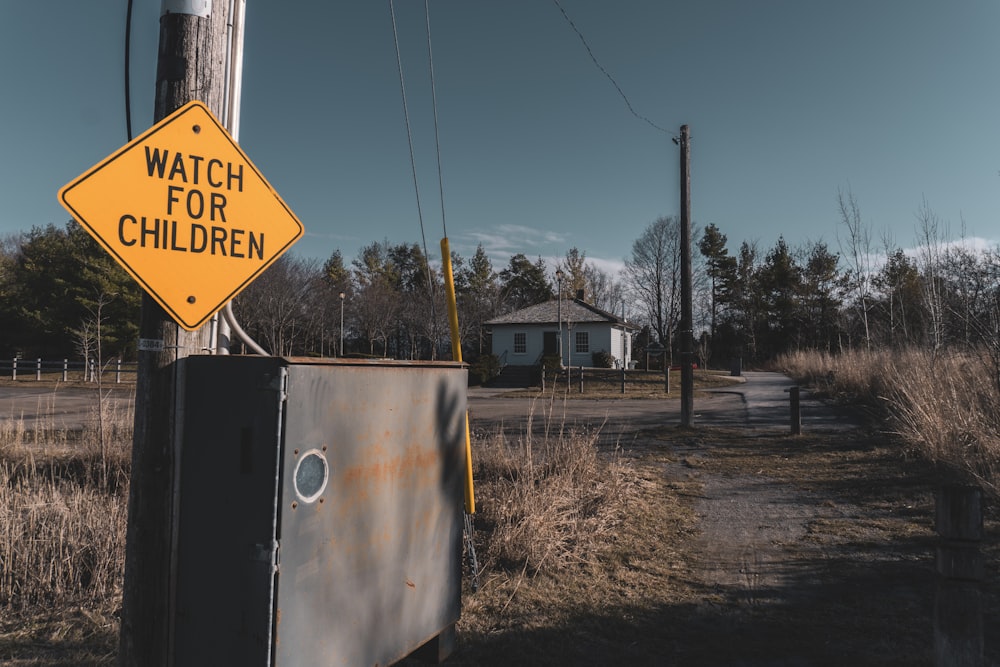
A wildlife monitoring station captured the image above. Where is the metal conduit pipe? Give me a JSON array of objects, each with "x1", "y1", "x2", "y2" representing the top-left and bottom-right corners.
[{"x1": 223, "y1": 301, "x2": 268, "y2": 356}]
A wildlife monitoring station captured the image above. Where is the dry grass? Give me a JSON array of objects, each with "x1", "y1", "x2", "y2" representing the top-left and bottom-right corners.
[
  {"x1": 0, "y1": 401, "x2": 130, "y2": 665},
  {"x1": 778, "y1": 346, "x2": 1000, "y2": 494},
  {"x1": 470, "y1": 398, "x2": 639, "y2": 576},
  {"x1": 455, "y1": 417, "x2": 697, "y2": 666}
]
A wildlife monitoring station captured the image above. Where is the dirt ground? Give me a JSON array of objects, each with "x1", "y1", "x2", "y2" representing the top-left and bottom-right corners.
[{"x1": 452, "y1": 421, "x2": 999, "y2": 666}]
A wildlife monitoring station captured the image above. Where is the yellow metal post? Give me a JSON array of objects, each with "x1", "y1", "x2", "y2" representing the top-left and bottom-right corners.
[{"x1": 440, "y1": 238, "x2": 475, "y2": 514}]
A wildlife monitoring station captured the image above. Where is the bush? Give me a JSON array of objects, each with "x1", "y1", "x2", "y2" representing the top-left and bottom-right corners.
[
  {"x1": 591, "y1": 350, "x2": 614, "y2": 368},
  {"x1": 469, "y1": 354, "x2": 500, "y2": 385},
  {"x1": 540, "y1": 354, "x2": 562, "y2": 374}
]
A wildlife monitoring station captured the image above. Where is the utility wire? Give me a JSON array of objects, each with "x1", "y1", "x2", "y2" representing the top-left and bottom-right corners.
[
  {"x1": 551, "y1": 0, "x2": 672, "y2": 136},
  {"x1": 124, "y1": 0, "x2": 134, "y2": 141},
  {"x1": 389, "y1": 0, "x2": 438, "y2": 306},
  {"x1": 424, "y1": 0, "x2": 448, "y2": 240}
]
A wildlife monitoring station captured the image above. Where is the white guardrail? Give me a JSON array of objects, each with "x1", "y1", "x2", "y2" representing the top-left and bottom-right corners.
[{"x1": 0, "y1": 358, "x2": 137, "y2": 383}]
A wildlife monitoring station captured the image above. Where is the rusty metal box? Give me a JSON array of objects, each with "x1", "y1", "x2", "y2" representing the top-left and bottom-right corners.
[{"x1": 171, "y1": 356, "x2": 467, "y2": 666}]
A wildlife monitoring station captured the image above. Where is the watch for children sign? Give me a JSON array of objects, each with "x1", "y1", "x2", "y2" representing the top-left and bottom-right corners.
[{"x1": 58, "y1": 101, "x2": 304, "y2": 331}]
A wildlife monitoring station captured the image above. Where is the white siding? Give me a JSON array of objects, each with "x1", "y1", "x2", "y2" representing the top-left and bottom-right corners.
[
  {"x1": 493, "y1": 323, "x2": 633, "y2": 367},
  {"x1": 491, "y1": 326, "x2": 555, "y2": 364}
]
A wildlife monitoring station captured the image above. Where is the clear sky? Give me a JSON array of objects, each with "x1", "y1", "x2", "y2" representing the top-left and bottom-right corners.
[{"x1": 2, "y1": 1, "x2": 998, "y2": 277}]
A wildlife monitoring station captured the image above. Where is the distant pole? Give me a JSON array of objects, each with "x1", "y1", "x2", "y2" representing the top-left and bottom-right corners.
[
  {"x1": 339, "y1": 292, "x2": 346, "y2": 356},
  {"x1": 621, "y1": 304, "x2": 626, "y2": 394},
  {"x1": 118, "y1": 4, "x2": 233, "y2": 666},
  {"x1": 556, "y1": 269, "x2": 564, "y2": 367},
  {"x1": 679, "y1": 125, "x2": 694, "y2": 427}
]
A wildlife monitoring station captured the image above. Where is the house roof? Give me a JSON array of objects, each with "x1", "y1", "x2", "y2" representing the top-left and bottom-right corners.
[{"x1": 486, "y1": 299, "x2": 639, "y2": 329}]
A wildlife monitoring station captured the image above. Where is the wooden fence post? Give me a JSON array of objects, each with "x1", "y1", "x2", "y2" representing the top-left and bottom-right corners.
[
  {"x1": 934, "y1": 484, "x2": 984, "y2": 667},
  {"x1": 11, "y1": 358, "x2": 16, "y2": 381},
  {"x1": 579, "y1": 366, "x2": 584, "y2": 394},
  {"x1": 36, "y1": 358, "x2": 41, "y2": 381}
]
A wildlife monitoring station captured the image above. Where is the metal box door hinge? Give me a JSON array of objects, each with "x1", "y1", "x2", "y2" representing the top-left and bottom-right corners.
[{"x1": 250, "y1": 540, "x2": 280, "y2": 573}]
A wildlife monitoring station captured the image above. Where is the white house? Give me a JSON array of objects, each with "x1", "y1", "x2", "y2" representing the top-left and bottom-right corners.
[{"x1": 487, "y1": 297, "x2": 638, "y2": 369}]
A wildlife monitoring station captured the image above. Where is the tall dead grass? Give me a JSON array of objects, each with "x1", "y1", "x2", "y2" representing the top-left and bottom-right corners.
[
  {"x1": 0, "y1": 400, "x2": 131, "y2": 611},
  {"x1": 778, "y1": 347, "x2": 1000, "y2": 494},
  {"x1": 472, "y1": 397, "x2": 637, "y2": 576}
]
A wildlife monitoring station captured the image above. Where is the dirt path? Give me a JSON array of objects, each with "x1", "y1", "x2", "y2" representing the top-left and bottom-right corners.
[{"x1": 654, "y1": 414, "x2": 1000, "y2": 667}]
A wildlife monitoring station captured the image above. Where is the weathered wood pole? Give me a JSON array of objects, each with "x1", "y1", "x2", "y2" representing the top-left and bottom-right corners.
[
  {"x1": 934, "y1": 484, "x2": 984, "y2": 667},
  {"x1": 118, "y1": 4, "x2": 231, "y2": 666},
  {"x1": 679, "y1": 125, "x2": 694, "y2": 427}
]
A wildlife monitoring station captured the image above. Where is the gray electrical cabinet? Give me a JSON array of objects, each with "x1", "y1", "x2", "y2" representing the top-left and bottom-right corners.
[{"x1": 170, "y1": 356, "x2": 467, "y2": 666}]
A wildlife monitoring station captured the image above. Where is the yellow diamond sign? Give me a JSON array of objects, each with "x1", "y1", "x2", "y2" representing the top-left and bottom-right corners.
[{"x1": 58, "y1": 101, "x2": 304, "y2": 331}]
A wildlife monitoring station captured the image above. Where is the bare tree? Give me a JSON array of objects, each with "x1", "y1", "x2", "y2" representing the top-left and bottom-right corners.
[
  {"x1": 71, "y1": 290, "x2": 117, "y2": 485},
  {"x1": 837, "y1": 187, "x2": 874, "y2": 350},
  {"x1": 556, "y1": 247, "x2": 588, "y2": 299},
  {"x1": 625, "y1": 216, "x2": 682, "y2": 353},
  {"x1": 583, "y1": 263, "x2": 626, "y2": 314},
  {"x1": 233, "y1": 255, "x2": 320, "y2": 355},
  {"x1": 914, "y1": 197, "x2": 948, "y2": 352},
  {"x1": 355, "y1": 279, "x2": 397, "y2": 356}
]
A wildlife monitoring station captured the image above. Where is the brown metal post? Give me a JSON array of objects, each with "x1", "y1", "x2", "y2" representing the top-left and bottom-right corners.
[
  {"x1": 789, "y1": 386, "x2": 801, "y2": 435},
  {"x1": 118, "y1": 4, "x2": 231, "y2": 666}
]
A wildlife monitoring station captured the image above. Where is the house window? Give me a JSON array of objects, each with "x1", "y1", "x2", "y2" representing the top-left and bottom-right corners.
[
  {"x1": 513, "y1": 332, "x2": 527, "y2": 354},
  {"x1": 575, "y1": 331, "x2": 589, "y2": 353}
]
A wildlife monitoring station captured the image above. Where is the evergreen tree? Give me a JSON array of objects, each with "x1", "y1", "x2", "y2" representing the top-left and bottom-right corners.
[
  {"x1": 757, "y1": 237, "x2": 802, "y2": 356},
  {"x1": 499, "y1": 253, "x2": 553, "y2": 311},
  {"x1": 698, "y1": 223, "x2": 736, "y2": 361},
  {"x1": 799, "y1": 241, "x2": 844, "y2": 351},
  {"x1": 462, "y1": 244, "x2": 501, "y2": 355},
  {"x1": 4, "y1": 222, "x2": 140, "y2": 358}
]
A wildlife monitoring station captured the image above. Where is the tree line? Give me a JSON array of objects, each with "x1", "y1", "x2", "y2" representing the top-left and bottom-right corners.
[{"x1": 2, "y1": 194, "x2": 998, "y2": 374}]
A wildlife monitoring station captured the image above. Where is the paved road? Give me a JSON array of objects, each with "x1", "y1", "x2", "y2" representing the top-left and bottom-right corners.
[
  {"x1": 0, "y1": 372, "x2": 863, "y2": 437},
  {"x1": 0, "y1": 384, "x2": 135, "y2": 431},
  {"x1": 468, "y1": 371, "x2": 863, "y2": 446}
]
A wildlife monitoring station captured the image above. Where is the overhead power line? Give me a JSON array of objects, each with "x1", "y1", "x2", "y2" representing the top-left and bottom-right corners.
[{"x1": 550, "y1": 0, "x2": 672, "y2": 136}]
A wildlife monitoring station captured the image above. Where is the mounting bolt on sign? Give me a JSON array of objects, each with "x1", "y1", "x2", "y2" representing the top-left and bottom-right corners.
[{"x1": 58, "y1": 100, "x2": 304, "y2": 331}]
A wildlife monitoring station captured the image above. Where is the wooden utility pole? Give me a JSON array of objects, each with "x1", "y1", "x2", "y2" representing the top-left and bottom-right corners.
[
  {"x1": 679, "y1": 125, "x2": 694, "y2": 427},
  {"x1": 118, "y1": 5, "x2": 231, "y2": 665}
]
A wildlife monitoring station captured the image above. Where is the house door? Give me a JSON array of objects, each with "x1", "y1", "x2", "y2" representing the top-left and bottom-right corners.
[{"x1": 543, "y1": 331, "x2": 558, "y2": 356}]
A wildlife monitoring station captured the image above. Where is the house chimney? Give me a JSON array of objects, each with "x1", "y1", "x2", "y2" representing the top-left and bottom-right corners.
[{"x1": 575, "y1": 289, "x2": 585, "y2": 302}]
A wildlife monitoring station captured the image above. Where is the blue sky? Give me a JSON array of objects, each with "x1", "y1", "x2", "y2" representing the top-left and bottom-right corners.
[{"x1": 3, "y1": 1, "x2": 998, "y2": 277}]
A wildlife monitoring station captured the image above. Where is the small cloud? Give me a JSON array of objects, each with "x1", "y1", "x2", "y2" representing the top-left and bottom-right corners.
[{"x1": 587, "y1": 256, "x2": 627, "y2": 276}]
